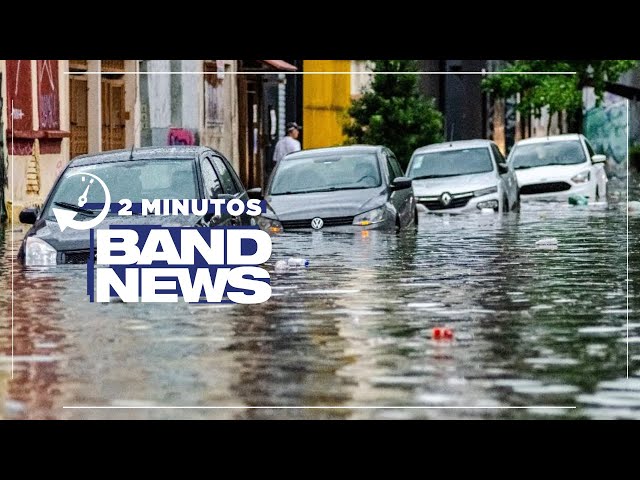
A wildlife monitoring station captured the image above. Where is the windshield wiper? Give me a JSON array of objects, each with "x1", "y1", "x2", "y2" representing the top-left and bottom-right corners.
[
  {"x1": 53, "y1": 201, "x2": 96, "y2": 216},
  {"x1": 514, "y1": 164, "x2": 549, "y2": 170},
  {"x1": 313, "y1": 186, "x2": 372, "y2": 192},
  {"x1": 271, "y1": 191, "x2": 305, "y2": 195},
  {"x1": 412, "y1": 174, "x2": 448, "y2": 180},
  {"x1": 273, "y1": 186, "x2": 372, "y2": 195},
  {"x1": 412, "y1": 173, "x2": 474, "y2": 180}
]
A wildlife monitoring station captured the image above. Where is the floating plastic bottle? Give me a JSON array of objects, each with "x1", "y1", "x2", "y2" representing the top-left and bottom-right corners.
[
  {"x1": 287, "y1": 257, "x2": 310, "y2": 268},
  {"x1": 274, "y1": 260, "x2": 289, "y2": 272}
]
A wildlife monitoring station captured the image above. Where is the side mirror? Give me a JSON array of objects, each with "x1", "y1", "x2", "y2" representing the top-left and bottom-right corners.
[
  {"x1": 390, "y1": 176, "x2": 412, "y2": 190},
  {"x1": 592, "y1": 154, "x2": 606, "y2": 164},
  {"x1": 202, "y1": 212, "x2": 222, "y2": 224},
  {"x1": 247, "y1": 187, "x2": 262, "y2": 200},
  {"x1": 19, "y1": 207, "x2": 38, "y2": 224},
  {"x1": 497, "y1": 162, "x2": 509, "y2": 175}
]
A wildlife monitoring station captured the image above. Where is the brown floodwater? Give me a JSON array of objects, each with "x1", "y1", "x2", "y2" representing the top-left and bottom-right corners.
[{"x1": 1, "y1": 170, "x2": 638, "y2": 419}]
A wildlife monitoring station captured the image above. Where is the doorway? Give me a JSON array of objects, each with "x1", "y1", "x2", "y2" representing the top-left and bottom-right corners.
[
  {"x1": 69, "y1": 75, "x2": 88, "y2": 158},
  {"x1": 238, "y1": 75, "x2": 264, "y2": 189},
  {"x1": 101, "y1": 77, "x2": 126, "y2": 151}
]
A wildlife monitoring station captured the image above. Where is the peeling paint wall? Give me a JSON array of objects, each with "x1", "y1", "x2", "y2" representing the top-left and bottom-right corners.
[
  {"x1": 140, "y1": 60, "x2": 239, "y2": 171},
  {"x1": 199, "y1": 60, "x2": 239, "y2": 171},
  {"x1": 2, "y1": 60, "x2": 71, "y2": 220}
]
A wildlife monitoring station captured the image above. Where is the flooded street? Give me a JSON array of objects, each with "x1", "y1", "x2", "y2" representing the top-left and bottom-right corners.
[{"x1": 1, "y1": 171, "x2": 639, "y2": 420}]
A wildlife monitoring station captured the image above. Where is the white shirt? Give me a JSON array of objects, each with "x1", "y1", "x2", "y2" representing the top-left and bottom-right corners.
[{"x1": 273, "y1": 135, "x2": 301, "y2": 163}]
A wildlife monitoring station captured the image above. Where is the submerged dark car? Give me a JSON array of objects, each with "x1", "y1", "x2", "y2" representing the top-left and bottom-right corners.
[
  {"x1": 255, "y1": 145, "x2": 417, "y2": 233},
  {"x1": 18, "y1": 146, "x2": 254, "y2": 265}
]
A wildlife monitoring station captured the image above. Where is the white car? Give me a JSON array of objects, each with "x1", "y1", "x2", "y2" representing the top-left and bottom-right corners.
[
  {"x1": 407, "y1": 139, "x2": 520, "y2": 213},
  {"x1": 507, "y1": 134, "x2": 607, "y2": 202}
]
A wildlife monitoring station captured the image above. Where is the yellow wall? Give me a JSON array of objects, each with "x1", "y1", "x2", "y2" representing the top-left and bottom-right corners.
[{"x1": 302, "y1": 60, "x2": 351, "y2": 150}]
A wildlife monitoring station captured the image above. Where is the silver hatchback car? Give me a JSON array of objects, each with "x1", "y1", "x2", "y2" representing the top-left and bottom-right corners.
[{"x1": 407, "y1": 140, "x2": 520, "y2": 213}]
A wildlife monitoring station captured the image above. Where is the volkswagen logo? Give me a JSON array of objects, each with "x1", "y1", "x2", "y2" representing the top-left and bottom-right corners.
[
  {"x1": 311, "y1": 217, "x2": 324, "y2": 230},
  {"x1": 440, "y1": 192, "x2": 452, "y2": 206}
]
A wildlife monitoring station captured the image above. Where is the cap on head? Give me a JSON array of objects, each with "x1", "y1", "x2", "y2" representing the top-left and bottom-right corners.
[{"x1": 286, "y1": 122, "x2": 302, "y2": 132}]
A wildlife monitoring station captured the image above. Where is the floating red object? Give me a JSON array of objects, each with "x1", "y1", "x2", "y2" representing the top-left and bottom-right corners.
[{"x1": 432, "y1": 327, "x2": 453, "y2": 340}]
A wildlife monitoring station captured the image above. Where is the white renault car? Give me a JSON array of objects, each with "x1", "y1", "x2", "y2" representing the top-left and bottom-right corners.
[
  {"x1": 407, "y1": 139, "x2": 520, "y2": 213},
  {"x1": 507, "y1": 134, "x2": 607, "y2": 202}
]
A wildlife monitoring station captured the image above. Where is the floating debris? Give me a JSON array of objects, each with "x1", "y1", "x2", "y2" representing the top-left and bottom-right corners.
[
  {"x1": 432, "y1": 327, "x2": 453, "y2": 340},
  {"x1": 535, "y1": 237, "x2": 559, "y2": 250},
  {"x1": 569, "y1": 194, "x2": 589, "y2": 206}
]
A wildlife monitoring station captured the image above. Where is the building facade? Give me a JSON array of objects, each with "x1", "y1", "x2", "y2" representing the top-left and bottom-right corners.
[
  {"x1": 139, "y1": 59, "x2": 299, "y2": 191},
  {"x1": 2, "y1": 60, "x2": 71, "y2": 221},
  {"x1": 1, "y1": 60, "x2": 139, "y2": 221},
  {"x1": 2, "y1": 59, "x2": 302, "y2": 220},
  {"x1": 139, "y1": 60, "x2": 239, "y2": 168}
]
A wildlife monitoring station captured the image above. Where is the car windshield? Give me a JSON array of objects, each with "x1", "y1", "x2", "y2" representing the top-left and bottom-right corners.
[
  {"x1": 42, "y1": 159, "x2": 197, "y2": 218},
  {"x1": 408, "y1": 147, "x2": 494, "y2": 179},
  {"x1": 269, "y1": 152, "x2": 382, "y2": 195},
  {"x1": 510, "y1": 141, "x2": 586, "y2": 169}
]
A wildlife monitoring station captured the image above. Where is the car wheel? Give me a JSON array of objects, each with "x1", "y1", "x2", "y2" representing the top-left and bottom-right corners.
[
  {"x1": 514, "y1": 193, "x2": 521, "y2": 212},
  {"x1": 395, "y1": 216, "x2": 402, "y2": 234},
  {"x1": 414, "y1": 208, "x2": 419, "y2": 230},
  {"x1": 502, "y1": 195, "x2": 509, "y2": 213}
]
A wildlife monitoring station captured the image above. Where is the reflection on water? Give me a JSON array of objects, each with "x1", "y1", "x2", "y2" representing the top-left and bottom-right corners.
[{"x1": 1, "y1": 170, "x2": 638, "y2": 419}]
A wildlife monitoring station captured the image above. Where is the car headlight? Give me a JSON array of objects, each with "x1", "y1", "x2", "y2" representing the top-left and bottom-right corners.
[
  {"x1": 256, "y1": 215, "x2": 283, "y2": 233},
  {"x1": 25, "y1": 236, "x2": 57, "y2": 266},
  {"x1": 476, "y1": 200, "x2": 499, "y2": 210},
  {"x1": 571, "y1": 170, "x2": 591, "y2": 183},
  {"x1": 353, "y1": 206, "x2": 386, "y2": 226},
  {"x1": 474, "y1": 186, "x2": 498, "y2": 197}
]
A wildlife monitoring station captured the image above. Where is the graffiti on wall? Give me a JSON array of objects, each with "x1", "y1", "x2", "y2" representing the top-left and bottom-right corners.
[
  {"x1": 6, "y1": 60, "x2": 34, "y2": 155},
  {"x1": 37, "y1": 60, "x2": 60, "y2": 130},
  {"x1": 5, "y1": 60, "x2": 63, "y2": 156},
  {"x1": 168, "y1": 128, "x2": 196, "y2": 146},
  {"x1": 6, "y1": 60, "x2": 33, "y2": 130},
  {"x1": 584, "y1": 101, "x2": 627, "y2": 163}
]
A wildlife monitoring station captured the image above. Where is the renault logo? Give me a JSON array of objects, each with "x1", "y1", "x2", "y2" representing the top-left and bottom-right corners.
[
  {"x1": 440, "y1": 192, "x2": 452, "y2": 206},
  {"x1": 311, "y1": 217, "x2": 324, "y2": 230}
]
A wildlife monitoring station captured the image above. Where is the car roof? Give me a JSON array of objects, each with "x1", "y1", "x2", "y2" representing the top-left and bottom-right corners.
[
  {"x1": 283, "y1": 145, "x2": 383, "y2": 160},
  {"x1": 412, "y1": 139, "x2": 494, "y2": 154},
  {"x1": 513, "y1": 134, "x2": 583, "y2": 146},
  {"x1": 68, "y1": 146, "x2": 212, "y2": 167}
]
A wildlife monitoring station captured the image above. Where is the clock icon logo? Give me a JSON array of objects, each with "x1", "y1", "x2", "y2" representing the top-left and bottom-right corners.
[
  {"x1": 77, "y1": 176, "x2": 94, "y2": 207},
  {"x1": 52, "y1": 171, "x2": 112, "y2": 232}
]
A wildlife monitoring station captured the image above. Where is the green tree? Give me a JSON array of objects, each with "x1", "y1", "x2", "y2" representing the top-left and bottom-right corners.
[
  {"x1": 343, "y1": 60, "x2": 444, "y2": 169},
  {"x1": 482, "y1": 60, "x2": 637, "y2": 133}
]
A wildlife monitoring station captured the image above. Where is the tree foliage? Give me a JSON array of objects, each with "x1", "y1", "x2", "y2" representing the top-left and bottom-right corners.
[
  {"x1": 343, "y1": 60, "x2": 444, "y2": 169},
  {"x1": 482, "y1": 60, "x2": 637, "y2": 130}
]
